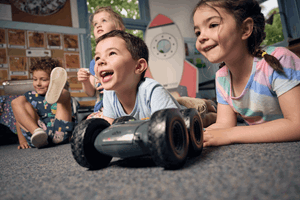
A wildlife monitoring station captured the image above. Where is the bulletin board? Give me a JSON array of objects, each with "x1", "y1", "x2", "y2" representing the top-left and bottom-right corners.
[{"x1": 0, "y1": 28, "x2": 82, "y2": 94}]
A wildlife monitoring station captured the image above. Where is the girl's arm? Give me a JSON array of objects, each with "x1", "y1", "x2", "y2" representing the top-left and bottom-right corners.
[
  {"x1": 204, "y1": 85, "x2": 300, "y2": 147},
  {"x1": 206, "y1": 103, "x2": 237, "y2": 129},
  {"x1": 77, "y1": 68, "x2": 96, "y2": 97}
]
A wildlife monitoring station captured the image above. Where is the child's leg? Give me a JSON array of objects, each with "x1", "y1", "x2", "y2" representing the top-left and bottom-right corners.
[
  {"x1": 45, "y1": 67, "x2": 74, "y2": 144},
  {"x1": 11, "y1": 96, "x2": 48, "y2": 148},
  {"x1": 11, "y1": 96, "x2": 39, "y2": 133}
]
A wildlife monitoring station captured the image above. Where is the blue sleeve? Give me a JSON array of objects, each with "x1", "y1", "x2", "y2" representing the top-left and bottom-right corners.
[
  {"x1": 103, "y1": 90, "x2": 117, "y2": 119},
  {"x1": 89, "y1": 59, "x2": 95, "y2": 76},
  {"x1": 150, "y1": 85, "x2": 181, "y2": 115}
]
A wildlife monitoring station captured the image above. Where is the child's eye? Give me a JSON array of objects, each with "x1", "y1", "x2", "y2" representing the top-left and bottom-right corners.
[
  {"x1": 109, "y1": 52, "x2": 116, "y2": 56},
  {"x1": 195, "y1": 31, "x2": 201, "y2": 37},
  {"x1": 102, "y1": 19, "x2": 107, "y2": 22},
  {"x1": 95, "y1": 56, "x2": 100, "y2": 61},
  {"x1": 93, "y1": 22, "x2": 97, "y2": 27},
  {"x1": 210, "y1": 23, "x2": 219, "y2": 28}
]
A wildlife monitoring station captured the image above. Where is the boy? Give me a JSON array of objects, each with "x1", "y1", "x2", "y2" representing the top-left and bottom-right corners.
[
  {"x1": 11, "y1": 57, "x2": 76, "y2": 149},
  {"x1": 77, "y1": 6, "x2": 125, "y2": 115},
  {"x1": 94, "y1": 30, "x2": 181, "y2": 124}
]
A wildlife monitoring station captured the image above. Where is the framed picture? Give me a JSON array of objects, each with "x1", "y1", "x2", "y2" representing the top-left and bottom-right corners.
[
  {"x1": 8, "y1": 29, "x2": 26, "y2": 48},
  {"x1": 28, "y1": 31, "x2": 45, "y2": 48},
  {"x1": 64, "y1": 34, "x2": 79, "y2": 51},
  {"x1": 47, "y1": 33, "x2": 62, "y2": 49}
]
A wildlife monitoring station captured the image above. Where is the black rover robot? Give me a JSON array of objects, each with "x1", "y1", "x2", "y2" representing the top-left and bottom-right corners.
[{"x1": 71, "y1": 108, "x2": 203, "y2": 170}]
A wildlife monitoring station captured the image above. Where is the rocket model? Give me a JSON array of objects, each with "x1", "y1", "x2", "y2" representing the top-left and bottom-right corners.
[{"x1": 145, "y1": 14, "x2": 198, "y2": 98}]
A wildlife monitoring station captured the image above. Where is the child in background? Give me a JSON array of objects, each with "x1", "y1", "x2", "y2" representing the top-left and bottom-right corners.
[
  {"x1": 11, "y1": 57, "x2": 76, "y2": 149},
  {"x1": 77, "y1": 6, "x2": 125, "y2": 117},
  {"x1": 94, "y1": 30, "x2": 181, "y2": 124},
  {"x1": 193, "y1": 0, "x2": 300, "y2": 147}
]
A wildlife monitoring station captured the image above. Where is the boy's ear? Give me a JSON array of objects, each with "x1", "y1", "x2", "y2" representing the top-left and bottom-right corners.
[
  {"x1": 135, "y1": 58, "x2": 148, "y2": 75},
  {"x1": 241, "y1": 17, "x2": 254, "y2": 40}
]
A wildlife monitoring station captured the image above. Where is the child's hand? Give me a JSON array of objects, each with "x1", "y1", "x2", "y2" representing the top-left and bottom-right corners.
[
  {"x1": 95, "y1": 79, "x2": 104, "y2": 93},
  {"x1": 77, "y1": 68, "x2": 91, "y2": 83},
  {"x1": 18, "y1": 141, "x2": 31, "y2": 149},
  {"x1": 203, "y1": 128, "x2": 232, "y2": 147}
]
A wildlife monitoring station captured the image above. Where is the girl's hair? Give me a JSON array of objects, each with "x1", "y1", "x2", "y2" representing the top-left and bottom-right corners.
[
  {"x1": 89, "y1": 6, "x2": 126, "y2": 31},
  {"x1": 30, "y1": 57, "x2": 60, "y2": 76},
  {"x1": 193, "y1": 0, "x2": 284, "y2": 73}
]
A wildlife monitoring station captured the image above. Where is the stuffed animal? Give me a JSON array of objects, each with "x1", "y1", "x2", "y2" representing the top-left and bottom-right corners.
[{"x1": 176, "y1": 97, "x2": 217, "y2": 128}]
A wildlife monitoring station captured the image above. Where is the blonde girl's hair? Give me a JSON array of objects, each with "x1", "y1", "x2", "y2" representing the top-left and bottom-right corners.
[
  {"x1": 89, "y1": 6, "x2": 126, "y2": 31},
  {"x1": 193, "y1": 0, "x2": 284, "y2": 73}
]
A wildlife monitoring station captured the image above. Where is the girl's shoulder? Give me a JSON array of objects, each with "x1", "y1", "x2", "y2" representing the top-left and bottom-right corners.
[{"x1": 265, "y1": 46, "x2": 298, "y2": 60}]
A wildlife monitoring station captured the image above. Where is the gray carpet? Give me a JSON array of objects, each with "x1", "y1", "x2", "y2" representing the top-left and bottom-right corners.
[{"x1": 1, "y1": 141, "x2": 299, "y2": 200}]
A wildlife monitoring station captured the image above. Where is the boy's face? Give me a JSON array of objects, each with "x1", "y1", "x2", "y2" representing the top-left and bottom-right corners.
[
  {"x1": 94, "y1": 36, "x2": 138, "y2": 91},
  {"x1": 93, "y1": 11, "x2": 118, "y2": 39},
  {"x1": 32, "y1": 70, "x2": 50, "y2": 95}
]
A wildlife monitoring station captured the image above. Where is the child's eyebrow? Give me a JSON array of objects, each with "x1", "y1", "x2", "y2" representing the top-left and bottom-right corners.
[{"x1": 194, "y1": 15, "x2": 220, "y2": 30}]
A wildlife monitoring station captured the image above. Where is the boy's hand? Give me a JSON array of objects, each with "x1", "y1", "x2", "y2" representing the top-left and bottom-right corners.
[
  {"x1": 203, "y1": 128, "x2": 232, "y2": 147},
  {"x1": 77, "y1": 68, "x2": 91, "y2": 83},
  {"x1": 18, "y1": 141, "x2": 31, "y2": 149}
]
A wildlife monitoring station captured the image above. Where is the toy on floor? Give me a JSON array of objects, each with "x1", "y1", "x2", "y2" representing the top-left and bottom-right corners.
[{"x1": 71, "y1": 108, "x2": 203, "y2": 170}]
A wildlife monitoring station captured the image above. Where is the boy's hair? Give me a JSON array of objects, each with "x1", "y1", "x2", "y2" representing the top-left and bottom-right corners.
[
  {"x1": 89, "y1": 6, "x2": 126, "y2": 31},
  {"x1": 30, "y1": 57, "x2": 60, "y2": 76},
  {"x1": 193, "y1": 0, "x2": 283, "y2": 73},
  {"x1": 96, "y1": 30, "x2": 149, "y2": 79}
]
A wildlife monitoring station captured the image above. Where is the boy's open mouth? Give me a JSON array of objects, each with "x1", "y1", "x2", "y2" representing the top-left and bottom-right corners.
[{"x1": 100, "y1": 71, "x2": 114, "y2": 82}]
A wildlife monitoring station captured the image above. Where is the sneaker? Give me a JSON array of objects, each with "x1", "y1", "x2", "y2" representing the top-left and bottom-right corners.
[
  {"x1": 31, "y1": 128, "x2": 48, "y2": 148},
  {"x1": 45, "y1": 67, "x2": 67, "y2": 104}
]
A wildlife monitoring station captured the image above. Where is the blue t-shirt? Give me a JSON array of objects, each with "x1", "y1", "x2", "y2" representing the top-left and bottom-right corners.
[
  {"x1": 103, "y1": 78, "x2": 181, "y2": 120},
  {"x1": 89, "y1": 59, "x2": 103, "y2": 112}
]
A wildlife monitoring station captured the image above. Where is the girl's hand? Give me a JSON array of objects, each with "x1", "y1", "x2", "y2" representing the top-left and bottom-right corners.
[
  {"x1": 18, "y1": 142, "x2": 31, "y2": 149},
  {"x1": 95, "y1": 79, "x2": 104, "y2": 93},
  {"x1": 77, "y1": 68, "x2": 90, "y2": 83},
  {"x1": 203, "y1": 128, "x2": 232, "y2": 147}
]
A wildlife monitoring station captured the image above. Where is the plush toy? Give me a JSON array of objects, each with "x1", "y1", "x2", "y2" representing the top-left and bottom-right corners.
[{"x1": 175, "y1": 97, "x2": 217, "y2": 128}]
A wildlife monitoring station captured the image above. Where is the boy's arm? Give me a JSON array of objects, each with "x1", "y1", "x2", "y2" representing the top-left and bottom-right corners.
[
  {"x1": 103, "y1": 116, "x2": 114, "y2": 125},
  {"x1": 16, "y1": 122, "x2": 30, "y2": 149},
  {"x1": 204, "y1": 85, "x2": 300, "y2": 147}
]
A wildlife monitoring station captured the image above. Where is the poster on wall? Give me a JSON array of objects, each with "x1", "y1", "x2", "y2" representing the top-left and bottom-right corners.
[
  {"x1": 28, "y1": 31, "x2": 45, "y2": 48},
  {"x1": 8, "y1": 29, "x2": 26, "y2": 48},
  {"x1": 67, "y1": 71, "x2": 82, "y2": 91},
  {"x1": 64, "y1": 53, "x2": 80, "y2": 71},
  {"x1": 47, "y1": 33, "x2": 62, "y2": 49},
  {"x1": 64, "y1": 34, "x2": 79, "y2": 51},
  {"x1": 0, "y1": 49, "x2": 8, "y2": 68},
  {"x1": 9, "y1": 56, "x2": 27, "y2": 72},
  {"x1": 0, "y1": 29, "x2": 6, "y2": 48},
  {"x1": 0, "y1": 69, "x2": 8, "y2": 84}
]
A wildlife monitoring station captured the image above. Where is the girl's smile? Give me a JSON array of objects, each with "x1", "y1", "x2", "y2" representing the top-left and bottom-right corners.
[{"x1": 193, "y1": 5, "x2": 245, "y2": 65}]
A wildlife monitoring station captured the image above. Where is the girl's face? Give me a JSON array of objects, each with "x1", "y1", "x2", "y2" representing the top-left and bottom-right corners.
[
  {"x1": 93, "y1": 11, "x2": 118, "y2": 39},
  {"x1": 32, "y1": 70, "x2": 50, "y2": 95},
  {"x1": 193, "y1": 5, "x2": 244, "y2": 64}
]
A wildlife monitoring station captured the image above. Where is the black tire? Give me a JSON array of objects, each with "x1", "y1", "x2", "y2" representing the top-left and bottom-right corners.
[
  {"x1": 148, "y1": 109, "x2": 189, "y2": 169},
  {"x1": 71, "y1": 118, "x2": 112, "y2": 170},
  {"x1": 180, "y1": 108, "x2": 203, "y2": 157},
  {"x1": 112, "y1": 116, "x2": 136, "y2": 124}
]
